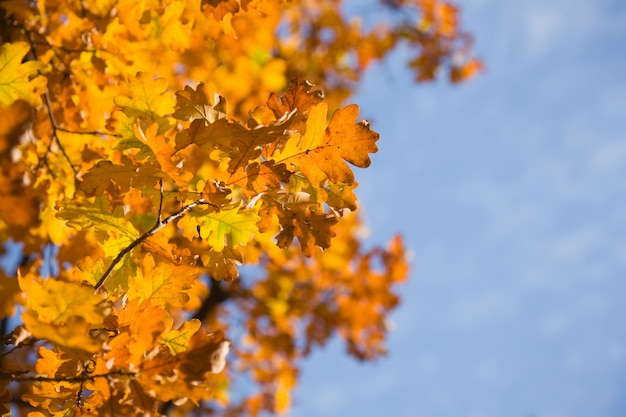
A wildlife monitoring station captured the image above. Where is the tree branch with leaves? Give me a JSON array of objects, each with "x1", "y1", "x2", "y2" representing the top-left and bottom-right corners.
[{"x1": 0, "y1": 0, "x2": 479, "y2": 415}]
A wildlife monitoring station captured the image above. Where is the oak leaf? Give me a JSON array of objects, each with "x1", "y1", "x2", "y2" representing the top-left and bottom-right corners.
[
  {"x1": 160, "y1": 318, "x2": 202, "y2": 355},
  {"x1": 78, "y1": 156, "x2": 162, "y2": 197},
  {"x1": 179, "y1": 205, "x2": 261, "y2": 252},
  {"x1": 201, "y1": 0, "x2": 239, "y2": 20},
  {"x1": 113, "y1": 72, "x2": 175, "y2": 129},
  {"x1": 308, "y1": 104, "x2": 379, "y2": 184},
  {"x1": 257, "y1": 196, "x2": 338, "y2": 257},
  {"x1": 267, "y1": 79, "x2": 325, "y2": 118},
  {"x1": 128, "y1": 253, "x2": 199, "y2": 308},
  {"x1": 57, "y1": 196, "x2": 140, "y2": 257},
  {"x1": 0, "y1": 42, "x2": 47, "y2": 107},
  {"x1": 173, "y1": 83, "x2": 227, "y2": 122}
]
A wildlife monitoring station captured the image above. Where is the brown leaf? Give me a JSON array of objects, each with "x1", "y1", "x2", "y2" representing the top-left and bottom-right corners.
[
  {"x1": 267, "y1": 79, "x2": 325, "y2": 119},
  {"x1": 258, "y1": 196, "x2": 338, "y2": 257},
  {"x1": 201, "y1": 0, "x2": 239, "y2": 20}
]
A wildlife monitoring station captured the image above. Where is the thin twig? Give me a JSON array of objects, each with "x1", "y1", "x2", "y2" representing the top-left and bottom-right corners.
[
  {"x1": 56, "y1": 127, "x2": 120, "y2": 137},
  {"x1": 157, "y1": 179, "x2": 164, "y2": 223},
  {"x1": 94, "y1": 198, "x2": 209, "y2": 290},
  {"x1": 23, "y1": 30, "x2": 78, "y2": 175},
  {"x1": 42, "y1": 88, "x2": 78, "y2": 175},
  {"x1": 0, "y1": 369, "x2": 135, "y2": 382}
]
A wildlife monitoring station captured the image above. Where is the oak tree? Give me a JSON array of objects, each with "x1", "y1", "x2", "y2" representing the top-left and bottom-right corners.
[{"x1": 0, "y1": 0, "x2": 479, "y2": 415}]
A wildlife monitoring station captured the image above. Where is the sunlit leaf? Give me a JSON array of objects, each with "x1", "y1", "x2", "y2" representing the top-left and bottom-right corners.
[{"x1": 0, "y1": 42, "x2": 47, "y2": 107}]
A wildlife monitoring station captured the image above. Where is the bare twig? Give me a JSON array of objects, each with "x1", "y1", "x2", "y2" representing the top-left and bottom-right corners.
[
  {"x1": 42, "y1": 88, "x2": 78, "y2": 175},
  {"x1": 0, "y1": 369, "x2": 135, "y2": 382},
  {"x1": 157, "y1": 179, "x2": 164, "y2": 223},
  {"x1": 56, "y1": 127, "x2": 120, "y2": 138}
]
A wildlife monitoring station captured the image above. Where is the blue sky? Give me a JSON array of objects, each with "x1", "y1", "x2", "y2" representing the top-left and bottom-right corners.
[{"x1": 293, "y1": 1, "x2": 626, "y2": 416}]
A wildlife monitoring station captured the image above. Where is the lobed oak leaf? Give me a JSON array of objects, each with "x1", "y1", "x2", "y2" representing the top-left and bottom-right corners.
[
  {"x1": 323, "y1": 182, "x2": 359, "y2": 212},
  {"x1": 160, "y1": 318, "x2": 202, "y2": 355},
  {"x1": 0, "y1": 42, "x2": 47, "y2": 107},
  {"x1": 258, "y1": 196, "x2": 338, "y2": 257},
  {"x1": 19, "y1": 274, "x2": 109, "y2": 325},
  {"x1": 69, "y1": 256, "x2": 104, "y2": 286},
  {"x1": 200, "y1": 246, "x2": 244, "y2": 281},
  {"x1": 308, "y1": 104, "x2": 379, "y2": 184},
  {"x1": 22, "y1": 312, "x2": 106, "y2": 357},
  {"x1": 273, "y1": 102, "x2": 329, "y2": 185},
  {"x1": 173, "y1": 83, "x2": 227, "y2": 122},
  {"x1": 229, "y1": 160, "x2": 292, "y2": 199},
  {"x1": 176, "y1": 116, "x2": 281, "y2": 174},
  {"x1": 267, "y1": 79, "x2": 325, "y2": 118},
  {"x1": 57, "y1": 196, "x2": 140, "y2": 251},
  {"x1": 78, "y1": 156, "x2": 162, "y2": 197},
  {"x1": 201, "y1": 0, "x2": 239, "y2": 20},
  {"x1": 33, "y1": 346, "x2": 81, "y2": 381},
  {"x1": 200, "y1": 179, "x2": 232, "y2": 207},
  {"x1": 128, "y1": 253, "x2": 199, "y2": 308},
  {"x1": 111, "y1": 298, "x2": 169, "y2": 366},
  {"x1": 180, "y1": 205, "x2": 261, "y2": 252},
  {"x1": 22, "y1": 379, "x2": 78, "y2": 414},
  {"x1": 113, "y1": 72, "x2": 175, "y2": 129}
]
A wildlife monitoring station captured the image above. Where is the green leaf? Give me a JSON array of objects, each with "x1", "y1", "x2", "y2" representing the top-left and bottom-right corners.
[
  {"x1": 57, "y1": 196, "x2": 140, "y2": 257},
  {"x1": 179, "y1": 205, "x2": 261, "y2": 252}
]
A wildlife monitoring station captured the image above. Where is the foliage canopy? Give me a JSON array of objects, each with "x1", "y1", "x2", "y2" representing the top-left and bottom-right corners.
[{"x1": 0, "y1": 0, "x2": 479, "y2": 415}]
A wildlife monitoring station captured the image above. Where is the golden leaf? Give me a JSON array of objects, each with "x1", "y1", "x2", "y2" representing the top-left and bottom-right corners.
[{"x1": 0, "y1": 42, "x2": 47, "y2": 107}]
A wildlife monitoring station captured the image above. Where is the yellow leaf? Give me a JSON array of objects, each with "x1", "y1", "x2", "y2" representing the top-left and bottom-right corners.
[
  {"x1": 180, "y1": 205, "x2": 261, "y2": 252},
  {"x1": 128, "y1": 253, "x2": 199, "y2": 307},
  {"x1": 18, "y1": 275, "x2": 109, "y2": 356},
  {"x1": 160, "y1": 318, "x2": 201, "y2": 354},
  {"x1": 57, "y1": 196, "x2": 140, "y2": 257},
  {"x1": 0, "y1": 42, "x2": 47, "y2": 107},
  {"x1": 200, "y1": 207, "x2": 261, "y2": 251},
  {"x1": 19, "y1": 274, "x2": 109, "y2": 325},
  {"x1": 113, "y1": 72, "x2": 175, "y2": 128},
  {"x1": 22, "y1": 312, "x2": 105, "y2": 356}
]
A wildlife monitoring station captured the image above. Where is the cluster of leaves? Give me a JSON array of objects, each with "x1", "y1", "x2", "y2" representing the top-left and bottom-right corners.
[{"x1": 0, "y1": 0, "x2": 478, "y2": 415}]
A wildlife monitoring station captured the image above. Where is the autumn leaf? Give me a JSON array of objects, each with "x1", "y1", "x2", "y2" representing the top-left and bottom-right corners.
[
  {"x1": 179, "y1": 205, "x2": 261, "y2": 252},
  {"x1": 201, "y1": 0, "x2": 239, "y2": 20},
  {"x1": 0, "y1": 42, "x2": 47, "y2": 107},
  {"x1": 128, "y1": 253, "x2": 199, "y2": 308},
  {"x1": 18, "y1": 275, "x2": 110, "y2": 356},
  {"x1": 309, "y1": 104, "x2": 379, "y2": 183},
  {"x1": 200, "y1": 246, "x2": 244, "y2": 281},
  {"x1": 257, "y1": 195, "x2": 338, "y2": 257},
  {"x1": 266, "y1": 79, "x2": 325, "y2": 118},
  {"x1": 179, "y1": 330, "x2": 231, "y2": 378},
  {"x1": 173, "y1": 83, "x2": 227, "y2": 122},
  {"x1": 57, "y1": 196, "x2": 140, "y2": 257},
  {"x1": 78, "y1": 156, "x2": 162, "y2": 197},
  {"x1": 19, "y1": 274, "x2": 109, "y2": 325},
  {"x1": 114, "y1": 72, "x2": 175, "y2": 129},
  {"x1": 109, "y1": 298, "x2": 169, "y2": 365},
  {"x1": 160, "y1": 318, "x2": 202, "y2": 354}
]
